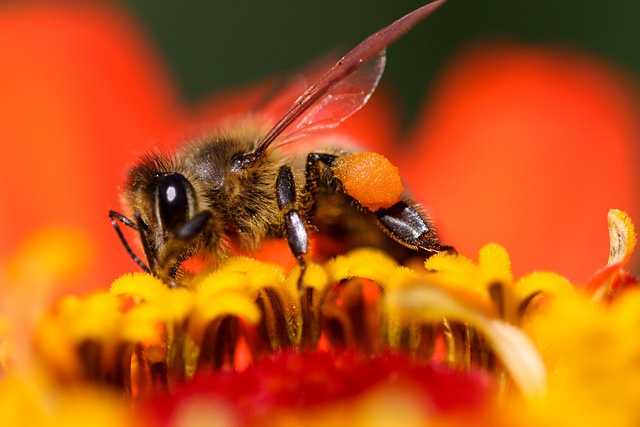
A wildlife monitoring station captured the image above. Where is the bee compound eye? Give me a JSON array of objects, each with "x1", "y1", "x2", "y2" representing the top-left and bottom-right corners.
[{"x1": 155, "y1": 173, "x2": 194, "y2": 234}]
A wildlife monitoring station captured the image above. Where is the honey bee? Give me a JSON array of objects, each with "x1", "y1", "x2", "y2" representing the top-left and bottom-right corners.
[{"x1": 110, "y1": 0, "x2": 453, "y2": 286}]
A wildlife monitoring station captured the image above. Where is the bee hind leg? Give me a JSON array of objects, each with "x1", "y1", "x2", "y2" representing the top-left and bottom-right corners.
[
  {"x1": 305, "y1": 151, "x2": 455, "y2": 258},
  {"x1": 276, "y1": 165, "x2": 308, "y2": 290},
  {"x1": 374, "y1": 202, "x2": 456, "y2": 256}
]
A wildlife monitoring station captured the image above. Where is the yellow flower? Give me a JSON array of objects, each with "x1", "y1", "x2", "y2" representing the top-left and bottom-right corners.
[
  {"x1": 525, "y1": 290, "x2": 640, "y2": 427},
  {"x1": 587, "y1": 209, "x2": 638, "y2": 303},
  {"x1": 425, "y1": 242, "x2": 575, "y2": 325},
  {"x1": 3, "y1": 200, "x2": 640, "y2": 427},
  {"x1": 0, "y1": 377, "x2": 139, "y2": 427},
  {"x1": 1, "y1": 1, "x2": 639, "y2": 425}
]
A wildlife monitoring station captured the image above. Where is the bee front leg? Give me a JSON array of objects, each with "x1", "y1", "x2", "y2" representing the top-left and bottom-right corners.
[
  {"x1": 157, "y1": 210, "x2": 212, "y2": 284},
  {"x1": 276, "y1": 165, "x2": 308, "y2": 289},
  {"x1": 109, "y1": 210, "x2": 152, "y2": 274}
]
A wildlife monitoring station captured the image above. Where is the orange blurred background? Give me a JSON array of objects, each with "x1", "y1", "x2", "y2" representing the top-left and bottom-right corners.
[{"x1": 0, "y1": 1, "x2": 638, "y2": 291}]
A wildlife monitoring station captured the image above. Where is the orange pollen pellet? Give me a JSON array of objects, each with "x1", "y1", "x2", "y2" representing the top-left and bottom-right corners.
[{"x1": 333, "y1": 152, "x2": 404, "y2": 211}]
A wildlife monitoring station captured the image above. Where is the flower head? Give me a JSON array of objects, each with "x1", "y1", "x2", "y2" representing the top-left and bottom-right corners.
[{"x1": 1, "y1": 2, "x2": 640, "y2": 426}]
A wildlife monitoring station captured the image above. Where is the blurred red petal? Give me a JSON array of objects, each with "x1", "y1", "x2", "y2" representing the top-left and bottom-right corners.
[
  {"x1": 404, "y1": 43, "x2": 640, "y2": 283},
  {"x1": 195, "y1": 81, "x2": 274, "y2": 125},
  {"x1": 0, "y1": 2, "x2": 186, "y2": 288},
  {"x1": 144, "y1": 350, "x2": 491, "y2": 426}
]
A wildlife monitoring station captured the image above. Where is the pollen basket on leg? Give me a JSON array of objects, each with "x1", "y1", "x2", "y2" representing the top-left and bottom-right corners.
[{"x1": 333, "y1": 152, "x2": 404, "y2": 211}]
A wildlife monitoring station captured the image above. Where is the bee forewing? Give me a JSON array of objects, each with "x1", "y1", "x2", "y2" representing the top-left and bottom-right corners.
[
  {"x1": 251, "y1": 0, "x2": 446, "y2": 159},
  {"x1": 271, "y1": 51, "x2": 386, "y2": 149},
  {"x1": 252, "y1": 52, "x2": 342, "y2": 121}
]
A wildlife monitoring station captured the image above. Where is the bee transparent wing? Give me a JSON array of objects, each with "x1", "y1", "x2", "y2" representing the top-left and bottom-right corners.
[
  {"x1": 271, "y1": 50, "x2": 385, "y2": 148},
  {"x1": 252, "y1": 53, "x2": 341, "y2": 121},
  {"x1": 243, "y1": 0, "x2": 445, "y2": 163}
]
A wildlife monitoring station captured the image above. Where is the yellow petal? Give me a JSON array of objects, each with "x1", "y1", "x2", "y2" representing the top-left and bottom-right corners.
[
  {"x1": 607, "y1": 208, "x2": 637, "y2": 266},
  {"x1": 611, "y1": 288, "x2": 640, "y2": 326},
  {"x1": 198, "y1": 269, "x2": 253, "y2": 296},
  {"x1": 0, "y1": 376, "x2": 48, "y2": 426},
  {"x1": 425, "y1": 251, "x2": 477, "y2": 279},
  {"x1": 120, "y1": 304, "x2": 166, "y2": 343},
  {"x1": 110, "y1": 273, "x2": 168, "y2": 303},
  {"x1": 477, "y1": 243, "x2": 513, "y2": 286},
  {"x1": 0, "y1": 378, "x2": 137, "y2": 427},
  {"x1": 424, "y1": 252, "x2": 484, "y2": 295},
  {"x1": 515, "y1": 271, "x2": 575, "y2": 300},
  {"x1": 325, "y1": 248, "x2": 398, "y2": 284},
  {"x1": 525, "y1": 290, "x2": 640, "y2": 425},
  {"x1": 62, "y1": 293, "x2": 121, "y2": 342},
  {"x1": 587, "y1": 210, "x2": 638, "y2": 301},
  {"x1": 198, "y1": 257, "x2": 288, "y2": 300},
  {"x1": 387, "y1": 283, "x2": 546, "y2": 398},
  {"x1": 222, "y1": 257, "x2": 286, "y2": 289},
  {"x1": 196, "y1": 290, "x2": 261, "y2": 325},
  {"x1": 52, "y1": 387, "x2": 138, "y2": 427},
  {"x1": 161, "y1": 287, "x2": 195, "y2": 322},
  {"x1": 299, "y1": 261, "x2": 330, "y2": 291},
  {"x1": 385, "y1": 266, "x2": 423, "y2": 290}
]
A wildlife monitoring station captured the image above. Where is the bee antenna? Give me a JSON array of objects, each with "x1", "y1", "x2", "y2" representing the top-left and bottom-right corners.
[{"x1": 109, "y1": 210, "x2": 152, "y2": 274}]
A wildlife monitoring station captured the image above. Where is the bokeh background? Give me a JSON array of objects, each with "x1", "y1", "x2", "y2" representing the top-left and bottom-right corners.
[
  {"x1": 122, "y1": 0, "x2": 640, "y2": 127},
  {"x1": 1, "y1": 0, "x2": 638, "y2": 292},
  {"x1": 109, "y1": 0, "x2": 640, "y2": 280}
]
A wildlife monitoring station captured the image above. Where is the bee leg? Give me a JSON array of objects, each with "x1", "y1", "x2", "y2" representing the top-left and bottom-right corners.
[
  {"x1": 276, "y1": 165, "x2": 308, "y2": 289},
  {"x1": 134, "y1": 211, "x2": 158, "y2": 272},
  {"x1": 304, "y1": 152, "x2": 339, "y2": 195},
  {"x1": 374, "y1": 202, "x2": 456, "y2": 255},
  {"x1": 157, "y1": 211, "x2": 213, "y2": 283},
  {"x1": 109, "y1": 210, "x2": 152, "y2": 273},
  {"x1": 305, "y1": 152, "x2": 454, "y2": 257}
]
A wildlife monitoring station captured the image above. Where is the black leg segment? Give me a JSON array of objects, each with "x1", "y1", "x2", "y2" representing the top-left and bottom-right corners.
[
  {"x1": 283, "y1": 211, "x2": 308, "y2": 259},
  {"x1": 375, "y1": 202, "x2": 430, "y2": 249},
  {"x1": 375, "y1": 201, "x2": 453, "y2": 254},
  {"x1": 276, "y1": 165, "x2": 308, "y2": 287},
  {"x1": 109, "y1": 210, "x2": 152, "y2": 273}
]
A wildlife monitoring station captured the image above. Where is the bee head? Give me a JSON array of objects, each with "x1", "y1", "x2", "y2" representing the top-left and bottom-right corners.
[{"x1": 120, "y1": 154, "x2": 197, "y2": 255}]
